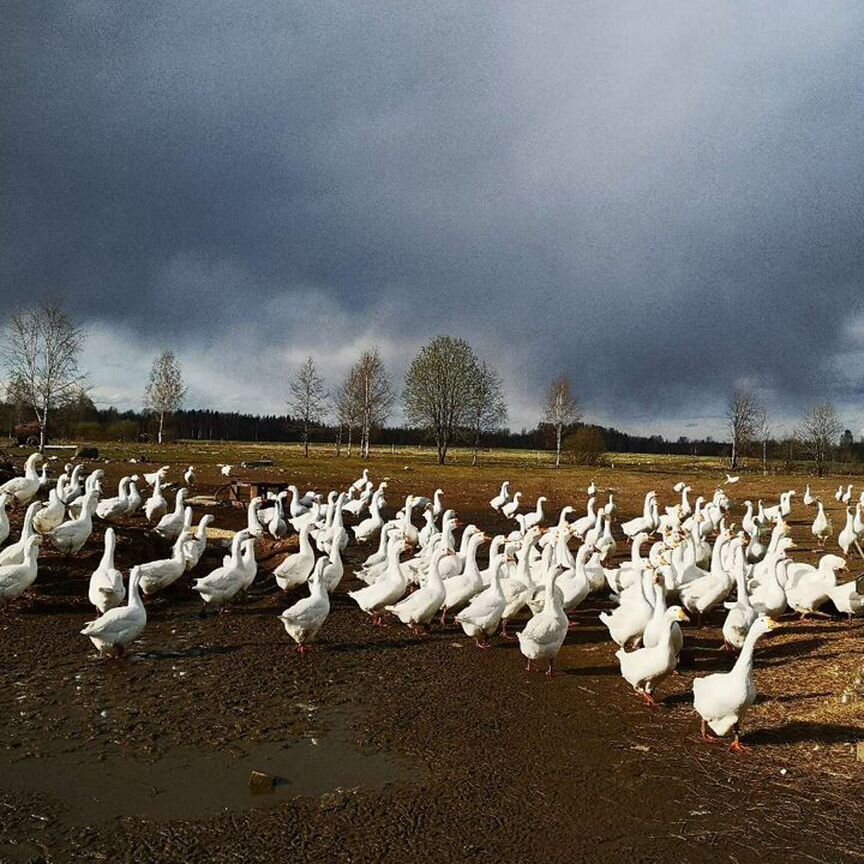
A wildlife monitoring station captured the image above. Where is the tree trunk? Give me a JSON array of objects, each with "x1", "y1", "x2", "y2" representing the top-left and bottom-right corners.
[
  {"x1": 346, "y1": 425, "x2": 352, "y2": 457},
  {"x1": 438, "y1": 445, "x2": 446, "y2": 465},
  {"x1": 303, "y1": 425, "x2": 309, "y2": 458},
  {"x1": 36, "y1": 406, "x2": 48, "y2": 453},
  {"x1": 555, "y1": 426, "x2": 562, "y2": 468},
  {"x1": 762, "y1": 438, "x2": 767, "y2": 475},
  {"x1": 335, "y1": 425, "x2": 342, "y2": 457},
  {"x1": 158, "y1": 412, "x2": 165, "y2": 445},
  {"x1": 730, "y1": 438, "x2": 738, "y2": 470}
]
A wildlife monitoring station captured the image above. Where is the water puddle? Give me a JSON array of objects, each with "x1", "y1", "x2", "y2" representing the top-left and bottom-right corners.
[{"x1": 0, "y1": 708, "x2": 419, "y2": 824}]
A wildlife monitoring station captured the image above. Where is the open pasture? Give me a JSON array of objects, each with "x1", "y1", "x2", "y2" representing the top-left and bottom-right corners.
[{"x1": 1, "y1": 442, "x2": 863, "y2": 864}]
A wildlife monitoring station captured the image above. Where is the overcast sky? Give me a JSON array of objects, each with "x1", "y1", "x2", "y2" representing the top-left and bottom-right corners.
[{"x1": 3, "y1": 2, "x2": 864, "y2": 438}]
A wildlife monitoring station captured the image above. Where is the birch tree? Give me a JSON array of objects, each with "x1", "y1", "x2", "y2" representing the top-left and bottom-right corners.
[
  {"x1": 543, "y1": 377, "x2": 580, "y2": 468},
  {"x1": 288, "y1": 357, "x2": 327, "y2": 457},
  {"x1": 334, "y1": 368, "x2": 361, "y2": 456},
  {"x1": 346, "y1": 348, "x2": 393, "y2": 459},
  {"x1": 797, "y1": 401, "x2": 841, "y2": 478},
  {"x1": 1, "y1": 302, "x2": 86, "y2": 451},
  {"x1": 726, "y1": 390, "x2": 759, "y2": 471},
  {"x1": 755, "y1": 407, "x2": 771, "y2": 474},
  {"x1": 144, "y1": 350, "x2": 187, "y2": 445}
]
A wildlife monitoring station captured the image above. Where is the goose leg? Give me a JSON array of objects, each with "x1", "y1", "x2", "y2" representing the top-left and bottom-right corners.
[
  {"x1": 500, "y1": 619, "x2": 516, "y2": 641},
  {"x1": 700, "y1": 720, "x2": 721, "y2": 745},
  {"x1": 728, "y1": 725, "x2": 750, "y2": 754},
  {"x1": 546, "y1": 658, "x2": 555, "y2": 678}
]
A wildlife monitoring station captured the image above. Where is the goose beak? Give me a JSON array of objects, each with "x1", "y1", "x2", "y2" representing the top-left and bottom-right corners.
[
  {"x1": 765, "y1": 618, "x2": 781, "y2": 630},
  {"x1": 677, "y1": 610, "x2": 689, "y2": 622}
]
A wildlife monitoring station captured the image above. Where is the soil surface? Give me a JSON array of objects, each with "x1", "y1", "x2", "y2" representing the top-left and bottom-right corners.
[{"x1": 1, "y1": 449, "x2": 863, "y2": 864}]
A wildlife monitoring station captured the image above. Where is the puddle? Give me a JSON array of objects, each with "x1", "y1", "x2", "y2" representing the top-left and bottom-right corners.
[{"x1": 0, "y1": 713, "x2": 419, "y2": 824}]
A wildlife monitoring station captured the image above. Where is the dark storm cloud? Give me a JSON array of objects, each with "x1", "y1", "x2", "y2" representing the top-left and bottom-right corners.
[{"x1": 3, "y1": 1, "x2": 864, "y2": 432}]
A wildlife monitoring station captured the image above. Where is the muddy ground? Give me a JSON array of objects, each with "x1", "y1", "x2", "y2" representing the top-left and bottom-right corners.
[{"x1": 1, "y1": 447, "x2": 863, "y2": 864}]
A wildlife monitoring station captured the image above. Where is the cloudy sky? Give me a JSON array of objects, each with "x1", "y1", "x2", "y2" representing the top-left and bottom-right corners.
[{"x1": 3, "y1": 2, "x2": 864, "y2": 438}]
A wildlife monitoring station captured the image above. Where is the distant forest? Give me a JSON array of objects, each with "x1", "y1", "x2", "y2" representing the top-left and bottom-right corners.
[{"x1": 2, "y1": 392, "x2": 862, "y2": 464}]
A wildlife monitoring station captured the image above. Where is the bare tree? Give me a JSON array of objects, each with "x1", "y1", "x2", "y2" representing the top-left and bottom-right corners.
[
  {"x1": 333, "y1": 368, "x2": 363, "y2": 457},
  {"x1": 346, "y1": 348, "x2": 394, "y2": 460},
  {"x1": 797, "y1": 401, "x2": 841, "y2": 478},
  {"x1": 144, "y1": 350, "x2": 187, "y2": 445},
  {"x1": 467, "y1": 360, "x2": 507, "y2": 466},
  {"x1": 403, "y1": 335, "x2": 481, "y2": 465},
  {"x1": 1, "y1": 302, "x2": 86, "y2": 451},
  {"x1": 726, "y1": 390, "x2": 759, "y2": 470},
  {"x1": 288, "y1": 357, "x2": 327, "y2": 457},
  {"x1": 755, "y1": 406, "x2": 771, "y2": 475},
  {"x1": 543, "y1": 377, "x2": 580, "y2": 468}
]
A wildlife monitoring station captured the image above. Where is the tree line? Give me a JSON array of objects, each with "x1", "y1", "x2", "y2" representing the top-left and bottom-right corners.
[{"x1": 1, "y1": 302, "x2": 862, "y2": 471}]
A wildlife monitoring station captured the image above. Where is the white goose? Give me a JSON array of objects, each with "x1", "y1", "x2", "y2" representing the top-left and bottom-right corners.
[
  {"x1": 501, "y1": 492, "x2": 523, "y2": 520},
  {"x1": 144, "y1": 474, "x2": 168, "y2": 523},
  {"x1": 137, "y1": 533, "x2": 188, "y2": 596},
  {"x1": 353, "y1": 490, "x2": 385, "y2": 542},
  {"x1": 47, "y1": 492, "x2": 98, "y2": 556},
  {"x1": 721, "y1": 543, "x2": 758, "y2": 650},
  {"x1": 500, "y1": 526, "x2": 542, "y2": 638},
  {"x1": 96, "y1": 476, "x2": 132, "y2": 521},
  {"x1": 154, "y1": 489, "x2": 189, "y2": 541},
  {"x1": 125, "y1": 477, "x2": 142, "y2": 515},
  {"x1": 385, "y1": 547, "x2": 449, "y2": 634},
  {"x1": 0, "y1": 453, "x2": 44, "y2": 505},
  {"x1": 828, "y1": 574, "x2": 864, "y2": 619},
  {"x1": 441, "y1": 532, "x2": 486, "y2": 622},
  {"x1": 0, "y1": 493, "x2": 10, "y2": 546},
  {"x1": 521, "y1": 496, "x2": 547, "y2": 531},
  {"x1": 0, "y1": 535, "x2": 41, "y2": 609},
  {"x1": 455, "y1": 558, "x2": 507, "y2": 648},
  {"x1": 348, "y1": 535, "x2": 409, "y2": 624},
  {"x1": 245, "y1": 496, "x2": 264, "y2": 538},
  {"x1": 693, "y1": 615, "x2": 778, "y2": 752},
  {"x1": 279, "y1": 558, "x2": 330, "y2": 653},
  {"x1": 517, "y1": 567, "x2": 568, "y2": 676},
  {"x1": 785, "y1": 554, "x2": 846, "y2": 617},
  {"x1": 88, "y1": 527, "x2": 126, "y2": 613},
  {"x1": 32, "y1": 489, "x2": 65, "y2": 535},
  {"x1": 184, "y1": 466, "x2": 196, "y2": 486},
  {"x1": 321, "y1": 539, "x2": 344, "y2": 592},
  {"x1": 181, "y1": 514, "x2": 214, "y2": 571},
  {"x1": 838, "y1": 508, "x2": 858, "y2": 556},
  {"x1": 274, "y1": 522, "x2": 316, "y2": 591},
  {"x1": 599, "y1": 566, "x2": 655, "y2": 648},
  {"x1": 571, "y1": 497, "x2": 597, "y2": 539},
  {"x1": 490, "y1": 481, "x2": 511, "y2": 512},
  {"x1": 350, "y1": 468, "x2": 370, "y2": 494},
  {"x1": 192, "y1": 531, "x2": 249, "y2": 609},
  {"x1": 616, "y1": 606, "x2": 688, "y2": 706},
  {"x1": 810, "y1": 500, "x2": 832, "y2": 546},
  {"x1": 143, "y1": 465, "x2": 170, "y2": 486},
  {"x1": 81, "y1": 566, "x2": 147, "y2": 657}
]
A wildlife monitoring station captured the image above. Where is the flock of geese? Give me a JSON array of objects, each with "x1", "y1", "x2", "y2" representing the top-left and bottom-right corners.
[{"x1": 2, "y1": 453, "x2": 863, "y2": 753}]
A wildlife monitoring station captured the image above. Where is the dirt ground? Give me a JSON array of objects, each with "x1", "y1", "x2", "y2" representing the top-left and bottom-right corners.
[{"x1": 1, "y1": 444, "x2": 863, "y2": 864}]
